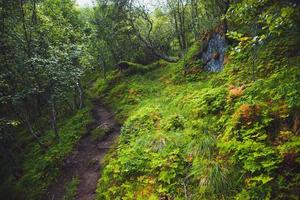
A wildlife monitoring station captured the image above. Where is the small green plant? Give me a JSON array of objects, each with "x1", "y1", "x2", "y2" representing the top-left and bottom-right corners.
[
  {"x1": 91, "y1": 125, "x2": 111, "y2": 141},
  {"x1": 63, "y1": 177, "x2": 80, "y2": 200}
]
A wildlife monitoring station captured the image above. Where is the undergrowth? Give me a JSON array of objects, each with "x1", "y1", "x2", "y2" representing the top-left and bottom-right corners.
[
  {"x1": 16, "y1": 108, "x2": 92, "y2": 200},
  {"x1": 92, "y1": 15, "x2": 300, "y2": 200}
]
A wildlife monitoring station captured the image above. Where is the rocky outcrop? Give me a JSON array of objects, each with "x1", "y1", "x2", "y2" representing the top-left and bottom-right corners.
[{"x1": 201, "y1": 25, "x2": 228, "y2": 72}]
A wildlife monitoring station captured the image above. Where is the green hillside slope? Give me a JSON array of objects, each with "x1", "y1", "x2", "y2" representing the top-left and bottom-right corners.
[{"x1": 92, "y1": 26, "x2": 300, "y2": 200}]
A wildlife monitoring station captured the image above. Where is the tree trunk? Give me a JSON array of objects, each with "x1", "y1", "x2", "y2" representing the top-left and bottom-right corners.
[
  {"x1": 100, "y1": 54, "x2": 107, "y2": 79},
  {"x1": 128, "y1": 3, "x2": 179, "y2": 63},
  {"x1": 178, "y1": 0, "x2": 187, "y2": 50},
  {"x1": 173, "y1": 9, "x2": 183, "y2": 51},
  {"x1": 51, "y1": 100, "x2": 59, "y2": 142},
  {"x1": 135, "y1": 28, "x2": 179, "y2": 62},
  {"x1": 191, "y1": 0, "x2": 200, "y2": 40},
  {"x1": 19, "y1": 0, "x2": 32, "y2": 57},
  {"x1": 223, "y1": 0, "x2": 230, "y2": 34},
  {"x1": 76, "y1": 80, "x2": 84, "y2": 109},
  {"x1": 14, "y1": 108, "x2": 45, "y2": 149},
  {"x1": 74, "y1": 86, "x2": 78, "y2": 110},
  {"x1": 65, "y1": 99, "x2": 74, "y2": 113},
  {"x1": 24, "y1": 116, "x2": 45, "y2": 148},
  {"x1": 31, "y1": 0, "x2": 37, "y2": 25}
]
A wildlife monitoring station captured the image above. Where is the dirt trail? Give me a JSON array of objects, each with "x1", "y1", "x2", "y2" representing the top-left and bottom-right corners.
[{"x1": 46, "y1": 100, "x2": 120, "y2": 200}]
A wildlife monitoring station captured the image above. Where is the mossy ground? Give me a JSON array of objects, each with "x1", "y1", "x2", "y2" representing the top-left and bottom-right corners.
[{"x1": 93, "y1": 38, "x2": 300, "y2": 199}]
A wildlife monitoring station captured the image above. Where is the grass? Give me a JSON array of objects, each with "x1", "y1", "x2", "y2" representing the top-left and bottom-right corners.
[
  {"x1": 92, "y1": 34, "x2": 300, "y2": 199},
  {"x1": 92, "y1": 62, "x2": 233, "y2": 199},
  {"x1": 16, "y1": 107, "x2": 92, "y2": 200},
  {"x1": 63, "y1": 176, "x2": 80, "y2": 200}
]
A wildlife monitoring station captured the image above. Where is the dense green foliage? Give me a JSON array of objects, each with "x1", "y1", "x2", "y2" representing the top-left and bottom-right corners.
[
  {"x1": 91, "y1": 1, "x2": 300, "y2": 199},
  {"x1": 1, "y1": 0, "x2": 299, "y2": 199},
  {"x1": 0, "y1": 108, "x2": 91, "y2": 199},
  {"x1": 16, "y1": 108, "x2": 91, "y2": 199},
  {"x1": 0, "y1": 0, "x2": 92, "y2": 198}
]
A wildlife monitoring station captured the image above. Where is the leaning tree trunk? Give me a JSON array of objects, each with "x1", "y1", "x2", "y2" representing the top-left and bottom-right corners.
[
  {"x1": 128, "y1": 4, "x2": 179, "y2": 63},
  {"x1": 133, "y1": 25, "x2": 179, "y2": 63},
  {"x1": 14, "y1": 109, "x2": 45, "y2": 150},
  {"x1": 24, "y1": 116, "x2": 45, "y2": 148}
]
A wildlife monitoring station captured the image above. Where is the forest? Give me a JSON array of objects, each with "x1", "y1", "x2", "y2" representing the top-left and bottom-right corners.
[{"x1": 0, "y1": 0, "x2": 299, "y2": 199}]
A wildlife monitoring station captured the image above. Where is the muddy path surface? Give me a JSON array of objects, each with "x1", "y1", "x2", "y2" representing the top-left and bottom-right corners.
[{"x1": 46, "y1": 100, "x2": 120, "y2": 200}]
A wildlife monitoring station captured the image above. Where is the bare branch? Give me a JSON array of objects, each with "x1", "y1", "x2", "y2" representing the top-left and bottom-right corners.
[{"x1": 127, "y1": 1, "x2": 179, "y2": 62}]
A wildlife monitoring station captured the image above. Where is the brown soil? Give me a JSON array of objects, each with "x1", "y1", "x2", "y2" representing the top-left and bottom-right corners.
[{"x1": 46, "y1": 99, "x2": 120, "y2": 200}]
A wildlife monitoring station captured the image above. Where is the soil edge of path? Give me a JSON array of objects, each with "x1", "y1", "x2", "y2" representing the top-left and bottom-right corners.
[{"x1": 46, "y1": 99, "x2": 120, "y2": 200}]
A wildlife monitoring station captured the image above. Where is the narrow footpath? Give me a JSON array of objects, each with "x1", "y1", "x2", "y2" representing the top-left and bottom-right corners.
[{"x1": 47, "y1": 99, "x2": 120, "y2": 200}]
